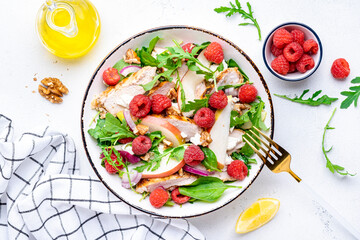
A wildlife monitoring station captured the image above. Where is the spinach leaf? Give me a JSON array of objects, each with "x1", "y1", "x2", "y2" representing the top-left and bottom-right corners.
[
  {"x1": 275, "y1": 89, "x2": 338, "y2": 106},
  {"x1": 169, "y1": 146, "x2": 185, "y2": 161},
  {"x1": 148, "y1": 36, "x2": 160, "y2": 54},
  {"x1": 113, "y1": 59, "x2": 130, "y2": 74},
  {"x1": 231, "y1": 151, "x2": 256, "y2": 175},
  {"x1": 201, "y1": 147, "x2": 221, "y2": 172},
  {"x1": 226, "y1": 59, "x2": 249, "y2": 81},
  {"x1": 340, "y1": 77, "x2": 360, "y2": 109},
  {"x1": 178, "y1": 177, "x2": 241, "y2": 202}
]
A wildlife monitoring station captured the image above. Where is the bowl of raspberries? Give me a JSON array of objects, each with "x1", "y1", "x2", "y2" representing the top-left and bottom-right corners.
[{"x1": 263, "y1": 22, "x2": 322, "y2": 81}]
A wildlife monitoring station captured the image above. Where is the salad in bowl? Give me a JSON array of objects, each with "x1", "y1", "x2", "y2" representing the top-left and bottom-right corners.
[{"x1": 82, "y1": 26, "x2": 273, "y2": 217}]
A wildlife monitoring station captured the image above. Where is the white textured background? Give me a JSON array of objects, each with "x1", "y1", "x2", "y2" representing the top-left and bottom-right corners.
[{"x1": 1, "y1": 0, "x2": 360, "y2": 239}]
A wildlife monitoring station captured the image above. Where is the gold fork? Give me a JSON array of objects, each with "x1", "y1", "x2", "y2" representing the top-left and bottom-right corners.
[{"x1": 243, "y1": 126, "x2": 360, "y2": 239}]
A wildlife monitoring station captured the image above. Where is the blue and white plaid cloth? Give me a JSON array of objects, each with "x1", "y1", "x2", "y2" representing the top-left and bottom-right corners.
[{"x1": 0, "y1": 115, "x2": 204, "y2": 240}]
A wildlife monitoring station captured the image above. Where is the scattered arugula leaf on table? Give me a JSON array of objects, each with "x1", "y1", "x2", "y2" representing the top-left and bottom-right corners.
[
  {"x1": 274, "y1": 90, "x2": 338, "y2": 106},
  {"x1": 322, "y1": 108, "x2": 355, "y2": 176},
  {"x1": 214, "y1": 1, "x2": 261, "y2": 40},
  {"x1": 340, "y1": 77, "x2": 360, "y2": 109}
]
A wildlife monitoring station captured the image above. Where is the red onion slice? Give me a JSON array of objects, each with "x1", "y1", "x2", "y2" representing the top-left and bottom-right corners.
[
  {"x1": 120, "y1": 65, "x2": 141, "y2": 76},
  {"x1": 183, "y1": 165, "x2": 209, "y2": 176},
  {"x1": 119, "y1": 150, "x2": 140, "y2": 164},
  {"x1": 121, "y1": 171, "x2": 142, "y2": 188},
  {"x1": 123, "y1": 109, "x2": 136, "y2": 131}
]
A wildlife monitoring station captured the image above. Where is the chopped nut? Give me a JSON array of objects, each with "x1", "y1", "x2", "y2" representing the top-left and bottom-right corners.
[
  {"x1": 178, "y1": 168, "x2": 184, "y2": 176},
  {"x1": 124, "y1": 49, "x2": 141, "y2": 64},
  {"x1": 140, "y1": 153, "x2": 151, "y2": 161},
  {"x1": 200, "y1": 131, "x2": 212, "y2": 147},
  {"x1": 38, "y1": 77, "x2": 68, "y2": 104},
  {"x1": 134, "y1": 124, "x2": 149, "y2": 135},
  {"x1": 167, "y1": 88, "x2": 177, "y2": 101},
  {"x1": 239, "y1": 103, "x2": 251, "y2": 110},
  {"x1": 38, "y1": 85, "x2": 63, "y2": 103},
  {"x1": 166, "y1": 106, "x2": 182, "y2": 116},
  {"x1": 233, "y1": 103, "x2": 242, "y2": 115},
  {"x1": 162, "y1": 139, "x2": 173, "y2": 147}
]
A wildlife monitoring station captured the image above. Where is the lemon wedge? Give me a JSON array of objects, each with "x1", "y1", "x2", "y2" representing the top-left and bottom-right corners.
[{"x1": 235, "y1": 198, "x2": 280, "y2": 234}]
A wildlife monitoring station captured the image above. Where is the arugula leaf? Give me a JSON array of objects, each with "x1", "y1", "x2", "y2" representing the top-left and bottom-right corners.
[
  {"x1": 182, "y1": 98, "x2": 209, "y2": 113},
  {"x1": 141, "y1": 69, "x2": 174, "y2": 91},
  {"x1": 226, "y1": 59, "x2": 249, "y2": 81},
  {"x1": 201, "y1": 147, "x2": 221, "y2": 172},
  {"x1": 340, "y1": 77, "x2": 360, "y2": 109},
  {"x1": 178, "y1": 177, "x2": 241, "y2": 202},
  {"x1": 191, "y1": 41, "x2": 211, "y2": 55},
  {"x1": 322, "y1": 108, "x2": 355, "y2": 176},
  {"x1": 217, "y1": 82, "x2": 246, "y2": 90},
  {"x1": 230, "y1": 98, "x2": 267, "y2": 130},
  {"x1": 231, "y1": 151, "x2": 256, "y2": 175},
  {"x1": 215, "y1": 1, "x2": 261, "y2": 40},
  {"x1": 146, "y1": 131, "x2": 165, "y2": 151},
  {"x1": 275, "y1": 90, "x2": 338, "y2": 106}
]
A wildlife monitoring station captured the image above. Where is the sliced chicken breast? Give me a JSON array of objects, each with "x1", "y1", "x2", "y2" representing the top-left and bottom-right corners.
[
  {"x1": 227, "y1": 129, "x2": 246, "y2": 154},
  {"x1": 165, "y1": 115, "x2": 202, "y2": 141},
  {"x1": 217, "y1": 67, "x2": 244, "y2": 87}
]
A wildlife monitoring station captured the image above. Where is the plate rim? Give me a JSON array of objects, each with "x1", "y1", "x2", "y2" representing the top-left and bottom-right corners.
[{"x1": 80, "y1": 25, "x2": 275, "y2": 218}]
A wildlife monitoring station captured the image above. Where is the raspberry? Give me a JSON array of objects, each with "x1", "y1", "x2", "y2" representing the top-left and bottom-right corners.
[
  {"x1": 227, "y1": 160, "x2": 248, "y2": 180},
  {"x1": 283, "y1": 42, "x2": 304, "y2": 62},
  {"x1": 100, "y1": 152, "x2": 123, "y2": 174},
  {"x1": 296, "y1": 54, "x2": 315, "y2": 73},
  {"x1": 182, "y1": 43, "x2": 195, "y2": 53},
  {"x1": 331, "y1": 58, "x2": 350, "y2": 79},
  {"x1": 129, "y1": 94, "x2": 151, "y2": 118},
  {"x1": 184, "y1": 145, "x2": 205, "y2": 166},
  {"x1": 271, "y1": 44, "x2": 283, "y2": 57},
  {"x1": 273, "y1": 28, "x2": 293, "y2": 49},
  {"x1": 118, "y1": 137, "x2": 134, "y2": 144},
  {"x1": 149, "y1": 187, "x2": 169, "y2": 208},
  {"x1": 171, "y1": 188, "x2": 190, "y2": 204},
  {"x1": 203, "y1": 42, "x2": 224, "y2": 64},
  {"x1": 291, "y1": 29, "x2": 305, "y2": 45},
  {"x1": 238, "y1": 84, "x2": 258, "y2": 103},
  {"x1": 208, "y1": 90, "x2": 228, "y2": 109},
  {"x1": 303, "y1": 39, "x2": 319, "y2": 54},
  {"x1": 103, "y1": 67, "x2": 120, "y2": 86},
  {"x1": 151, "y1": 94, "x2": 172, "y2": 113},
  {"x1": 271, "y1": 55, "x2": 290, "y2": 75},
  {"x1": 132, "y1": 135, "x2": 152, "y2": 155},
  {"x1": 288, "y1": 62, "x2": 297, "y2": 73},
  {"x1": 194, "y1": 108, "x2": 215, "y2": 128}
]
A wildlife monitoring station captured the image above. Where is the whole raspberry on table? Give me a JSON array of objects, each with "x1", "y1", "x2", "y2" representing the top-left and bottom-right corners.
[
  {"x1": 291, "y1": 29, "x2": 305, "y2": 45},
  {"x1": 296, "y1": 54, "x2": 315, "y2": 73},
  {"x1": 149, "y1": 187, "x2": 169, "y2": 208},
  {"x1": 171, "y1": 188, "x2": 191, "y2": 204},
  {"x1": 132, "y1": 135, "x2": 152, "y2": 155},
  {"x1": 331, "y1": 58, "x2": 350, "y2": 79},
  {"x1": 288, "y1": 62, "x2": 297, "y2": 73},
  {"x1": 208, "y1": 90, "x2": 228, "y2": 109},
  {"x1": 184, "y1": 145, "x2": 205, "y2": 166},
  {"x1": 272, "y1": 28, "x2": 293, "y2": 49},
  {"x1": 129, "y1": 94, "x2": 151, "y2": 118},
  {"x1": 271, "y1": 55, "x2": 290, "y2": 75},
  {"x1": 102, "y1": 67, "x2": 121, "y2": 86},
  {"x1": 303, "y1": 39, "x2": 319, "y2": 54},
  {"x1": 182, "y1": 43, "x2": 195, "y2": 53},
  {"x1": 203, "y1": 42, "x2": 224, "y2": 64},
  {"x1": 271, "y1": 44, "x2": 283, "y2": 57},
  {"x1": 118, "y1": 137, "x2": 134, "y2": 144},
  {"x1": 151, "y1": 94, "x2": 172, "y2": 114},
  {"x1": 194, "y1": 107, "x2": 215, "y2": 128},
  {"x1": 238, "y1": 84, "x2": 258, "y2": 103},
  {"x1": 283, "y1": 42, "x2": 304, "y2": 62},
  {"x1": 227, "y1": 160, "x2": 248, "y2": 180},
  {"x1": 100, "y1": 152, "x2": 123, "y2": 174}
]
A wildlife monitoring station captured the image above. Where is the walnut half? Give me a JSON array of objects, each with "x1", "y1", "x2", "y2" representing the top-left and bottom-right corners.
[
  {"x1": 124, "y1": 49, "x2": 141, "y2": 65},
  {"x1": 38, "y1": 77, "x2": 69, "y2": 104}
]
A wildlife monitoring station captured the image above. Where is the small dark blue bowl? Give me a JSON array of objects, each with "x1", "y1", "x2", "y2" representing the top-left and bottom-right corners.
[{"x1": 263, "y1": 22, "x2": 322, "y2": 81}]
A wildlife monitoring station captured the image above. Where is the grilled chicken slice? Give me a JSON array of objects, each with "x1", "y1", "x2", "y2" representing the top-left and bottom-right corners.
[
  {"x1": 165, "y1": 115, "x2": 202, "y2": 141},
  {"x1": 91, "y1": 66, "x2": 157, "y2": 115},
  {"x1": 148, "y1": 81, "x2": 175, "y2": 97},
  {"x1": 217, "y1": 67, "x2": 244, "y2": 87},
  {"x1": 227, "y1": 129, "x2": 246, "y2": 154},
  {"x1": 136, "y1": 172, "x2": 197, "y2": 193}
]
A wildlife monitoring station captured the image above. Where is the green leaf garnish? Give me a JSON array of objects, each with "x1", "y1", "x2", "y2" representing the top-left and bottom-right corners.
[
  {"x1": 274, "y1": 90, "x2": 338, "y2": 106},
  {"x1": 226, "y1": 59, "x2": 249, "y2": 81},
  {"x1": 340, "y1": 77, "x2": 360, "y2": 109},
  {"x1": 182, "y1": 98, "x2": 209, "y2": 113},
  {"x1": 231, "y1": 151, "x2": 256, "y2": 175},
  {"x1": 215, "y1": 1, "x2": 261, "y2": 40},
  {"x1": 201, "y1": 147, "x2": 221, "y2": 172}
]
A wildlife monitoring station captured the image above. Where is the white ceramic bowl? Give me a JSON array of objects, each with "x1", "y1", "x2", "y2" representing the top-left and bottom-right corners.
[
  {"x1": 263, "y1": 22, "x2": 323, "y2": 81},
  {"x1": 81, "y1": 25, "x2": 274, "y2": 218}
]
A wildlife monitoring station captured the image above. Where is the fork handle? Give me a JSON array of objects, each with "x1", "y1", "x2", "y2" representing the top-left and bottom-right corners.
[{"x1": 298, "y1": 180, "x2": 360, "y2": 239}]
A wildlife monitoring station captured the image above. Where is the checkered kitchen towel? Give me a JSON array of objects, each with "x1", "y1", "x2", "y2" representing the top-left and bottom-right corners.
[{"x1": 0, "y1": 115, "x2": 204, "y2": 240}]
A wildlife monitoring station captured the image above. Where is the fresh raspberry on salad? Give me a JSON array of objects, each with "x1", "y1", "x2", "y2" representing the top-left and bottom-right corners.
[
  {"x1": 208, "y1": 90, "x2": 228, "y2": 109},
  {"x1": 227, "y1": 160, "x2": 248, "y2": 180},
  {"x1": 129, "y1": 94, "x2": 151, "y2": 118},
  {"x1": 238, "y1": 84, "x2": 257, "y2": 103},
  {"x1": 283, "y1": 42, "x2": 304, "y2": 62},
  {"x1": 184, "y1": 145, "x2": 205, "y2": 166},
  {"x1": 103, "y1": 67, "x2": 121, "y2": 86},
  {"x1": 149, "y1": 187, "x2": 169, "y2": 208},
  {"x1": 100, "y1": 152, "x2": 123, "y2": 174},
  {"x1": 331, "y1": 58, "x2": 350, "y2": 79},
  {"x1": 182, "y1": 43, "x2": 195, "y2": 53},
  {"x1": 194, "y1": 107, "x2": 215, "y2": 128},
  {"x1": 132, "y1": 135, "x2": 152, "y2": 155},
  {"x1": 272, "y1": 28, "x2": 293, "y2": 49},
  {"x1": 303, "y1": 39, "x2": 319, "y2": 54},
  {"x1": 171, "y1": 188, "x2": 191, "y2": 204},
  {"x1": 296, "y1": 54, "x2": 315, "y2": 73},
  {"x1": 271, "y1": 44, "x2": 283, "y2": 57},
  {"x1": 271, "y1": 55, "x2": 290, "y2": 75},
  {"x1": 291, "y1": 29, "x2": 305, "y2": 46},
  {"x1": 151, "y1": 94, "x2": 172, "y2": 113},
  {"x1": 118, "y1": 137, "x2": 134, "y2": 144},
  {"x1": 203, "y1": 42, "x2": 224, "y2": 64}
]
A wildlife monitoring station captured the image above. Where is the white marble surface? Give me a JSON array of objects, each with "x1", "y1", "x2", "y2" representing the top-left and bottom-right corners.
[{"x1": 1, "y1": 0, "x2": 360, "y2": 239}]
